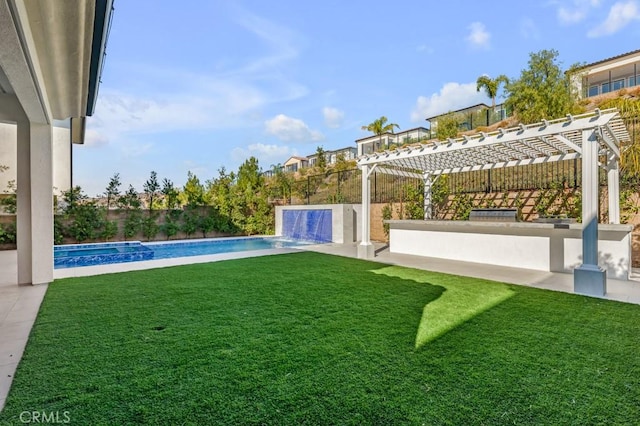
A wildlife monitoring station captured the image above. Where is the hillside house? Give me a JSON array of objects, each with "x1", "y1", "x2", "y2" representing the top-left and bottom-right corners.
[
  {"x1": 356, "y1": 127, "x2": 430, "y2": 156},
  {"x1": 573, "y1": 49, "x2": 640, "y2": 98}
]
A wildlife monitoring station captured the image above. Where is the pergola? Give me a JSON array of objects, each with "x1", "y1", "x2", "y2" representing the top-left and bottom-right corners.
[{"x1": 356, "y1": 108, "x2": 632, "y2": 293}]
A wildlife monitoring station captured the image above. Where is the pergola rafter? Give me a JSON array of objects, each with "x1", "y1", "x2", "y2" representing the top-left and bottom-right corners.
[
  {"x1": 356, "y1": 108, "x2": 632, "y2": 295},
  {"x1": 358, "y1": 109, "x2": 627, "y2": 175}
]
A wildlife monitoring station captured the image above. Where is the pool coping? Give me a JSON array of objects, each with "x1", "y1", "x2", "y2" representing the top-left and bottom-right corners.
[
  {"x1": 53, "y1": 247, "x2": 303, "y2": 279},
  {"x1": 53, "y1": 235, "x2": 314, "y2": 277}
]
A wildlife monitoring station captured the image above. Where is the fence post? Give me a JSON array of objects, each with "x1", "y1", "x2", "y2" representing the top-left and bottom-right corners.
[{"x1": 374, "y1": 173, "x2": 377, "y2": 203}]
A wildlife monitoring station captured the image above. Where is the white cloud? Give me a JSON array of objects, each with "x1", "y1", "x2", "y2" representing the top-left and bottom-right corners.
[
  {"x1": 520, "y1": 18, "x2": 541, "y2": 39},
  {"x1": 588, "y1": 0, "x2": 640, "y2": 37},
  {"x1": 231, "y1": 143, "x2": 294, "y2": 166},
  {"x1": 233, "y1": 11, "x2": 300, "y2": 75},
  {"x1": 416, "y1": 44, "x2": 435, "y2": 54},
  {"x1": 410, "y1": 82, "x2": 490, "y2": 122},
  {"x1": 466, "y1": 22, "x2": 490, "y2": 49},
  {"x1": 264, "y1": 114, "x2": 324, "y2": 142},
  {"x1": 556, "y1": 0, "x2": 603, "y2": 24},
  {"x1": 85, "y1": 10, "x2": 309, "y2": 155},
  {"x1": 322, "y1": 107, "x2": 344, "y2": 128}
]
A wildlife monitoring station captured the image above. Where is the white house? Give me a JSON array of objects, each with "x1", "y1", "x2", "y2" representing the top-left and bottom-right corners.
[
  {"x1": 356, "y1": 127, "x2": 430, "y2": 156},
  {"x1": 0, "y1": 121, "x2": 74, "y2": 197},
  {"x1": 0, "y1": 0, "x2": 114, "y2": 285},
  {"x1": 573, "y1": 49, "x2": 640, "y2": 98}
]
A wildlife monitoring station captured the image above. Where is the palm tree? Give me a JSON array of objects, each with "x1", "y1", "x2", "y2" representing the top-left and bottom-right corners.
[
  {"x1": 476, "y1": 74, "x2": 509, "y2": 108},
  {"x1": 361, "y1": 116, "x2": 400, "y2": 151}
]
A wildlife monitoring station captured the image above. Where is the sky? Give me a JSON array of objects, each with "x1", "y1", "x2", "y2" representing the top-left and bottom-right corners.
[{"x1": 74, "y1": 0, "x2": 640, "y2": 196}]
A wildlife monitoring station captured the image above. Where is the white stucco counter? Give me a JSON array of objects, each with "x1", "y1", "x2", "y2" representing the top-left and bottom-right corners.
[{"x1": 385, "y1": 220, "x2": 633, "y2": 280}]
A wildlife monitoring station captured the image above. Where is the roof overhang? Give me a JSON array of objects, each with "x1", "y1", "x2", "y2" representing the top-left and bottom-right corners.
[
  {"x1": 0, "y1": 0, "x2": 113, "y2": 135},
  {"x1": 357, "y1": 108, "x2": 630, "y2": 177}
]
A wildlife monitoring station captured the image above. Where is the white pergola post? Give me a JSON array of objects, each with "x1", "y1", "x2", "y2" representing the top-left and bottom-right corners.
[
  {"x1": 574, "y1": 129, "x2": 606, "y2": 296},
  {"x1": 358, "y1": 165, "x2": 374, "y2": 259},
  {"x1": 16, "y1": 120, "x2": 54, "y2": 285},
  {"x1": 423, "y1": 172, "x2": 432, "y2": 220},
  {"x1": 607, "y1": 151, "x2": 620, "y2": 224}
]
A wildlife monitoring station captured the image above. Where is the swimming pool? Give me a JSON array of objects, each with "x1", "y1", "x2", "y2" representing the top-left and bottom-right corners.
[
  {"x1": 146, "y1": 237, "x2": 310, "y2": 259},
  {"x1": 54, "y1": 237, "x2": 314, "y2": 269}
]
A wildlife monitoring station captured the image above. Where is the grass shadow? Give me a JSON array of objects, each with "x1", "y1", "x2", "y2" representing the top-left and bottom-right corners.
[{"x1": 371, "y1": 266, "x2": 515, "y2": 348}]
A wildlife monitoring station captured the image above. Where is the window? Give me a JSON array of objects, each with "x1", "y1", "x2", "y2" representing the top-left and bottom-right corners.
[
  {"x1": 601, "y1": 82, "x2": 611, "y2": 94},
  {"x1": 588, "y1": 85, "x2": 599, "y2": 97},
  {"x1": 629, "y1": 76, "x2": 637, "y2": 87},
  {"x1": 613, "y1": 79, "x2": 625, "y2": 91}
]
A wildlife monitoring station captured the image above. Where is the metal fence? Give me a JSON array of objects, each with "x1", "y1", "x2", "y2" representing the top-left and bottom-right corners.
[
  {"x1": 294, "y1": 160, "x2": 585, "y2": 205},
  {"x1": 291, "y1": 114, "x2": 639, "y2": 204},
  {"x1": 447, "y1": 159, "x2": 582, "y2": 193}
]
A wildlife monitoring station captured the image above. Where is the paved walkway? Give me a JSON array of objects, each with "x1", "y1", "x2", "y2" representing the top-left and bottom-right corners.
[
  {"x1": 307, "y1": 242, "x2": 640, "y2": 305},
  {"x1": 2, "y1": 243, "x2": 640, "y2": 411}
]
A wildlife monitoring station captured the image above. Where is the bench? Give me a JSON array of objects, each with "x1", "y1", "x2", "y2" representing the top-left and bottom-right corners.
[{"x1": 468, "y1": 208, "x2": 518, "y2": 222}]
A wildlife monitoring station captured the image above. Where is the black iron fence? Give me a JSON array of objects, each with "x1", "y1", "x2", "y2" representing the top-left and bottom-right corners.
[
  {"x1": 291, "y1": 114, "x2": 639, "y2": 204},
  {"x1": 447, "y1": 159, "x2": 582, "y2": 194},
  {"x1": 293, "y1": 159, "x2": 610, "y2": 205}
]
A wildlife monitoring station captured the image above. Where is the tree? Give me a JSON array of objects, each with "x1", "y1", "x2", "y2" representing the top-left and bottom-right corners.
[
  {"x1": 205, "y1": 168, "x2": 236, "y2": 233},
  {"x1": 435, "y1": 113, "x2": 461, "y2": 140},
  {"x1": 271, "y1": 167, "x2": 293, "y2": 204},
  {"x1": 119, "y1": 185, "x2": 142, "y2": 240},
  {"x1": 161, "y1": 178, "x2": 180, "y2": 210},
  {"x1": 183, "y1": 171, "x2": 205, "y2": 207},
  {"x1": 0, "y1": 179, "x2": 16, "y2": 214},
  {"x1": 104, "y1": 173, "x2": 121, "y2": 214},
  {"x1": 504, "y1": 49, "x2": 582, "y2": 124},
  {"x1": 315, "y1": 146, "x2": 327, "y2": 172},
  {"x1": 476, "y1": 74, "x2": 509, "y2": 108},
  {"x1": 61, "y1": 186, "x2": 105, "y2": 242},
  {"x1": 236, "y1": 157, "x2": 263, "y2": 193},
  {"x1": 361, "y1": 116, "x2": 400, "y2": 151},
  {"x1": 143, "y1": 171, "x2": 160, "y2": 212}
]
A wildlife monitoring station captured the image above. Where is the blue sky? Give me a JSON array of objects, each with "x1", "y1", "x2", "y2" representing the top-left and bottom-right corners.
[{"x1": 75, "y1": 0, "x2": 640, "y2": 196}]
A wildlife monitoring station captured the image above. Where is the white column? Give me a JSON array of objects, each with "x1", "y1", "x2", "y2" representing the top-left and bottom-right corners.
[
  {"x1": 574, "y1": 129, "x2": 606, "y2": 296},
  {"x1": 607, "y1": 151, "x2": 620, "y2": 224},
  {"x1": 16, "y1": 120, "x2": 53, "y2": 285},
  {"x1": 358, "y1": 165, "x2": 374, "y2": 259},
  {"x1": 30, "y1": 122, "x2": 53, "y2": 284},
  {"x1": 16, "y1": 120, "x2": 32, "y2": 285},
  {"x1": 423, "y1": 172, "x2": 432, "y2": 220}
]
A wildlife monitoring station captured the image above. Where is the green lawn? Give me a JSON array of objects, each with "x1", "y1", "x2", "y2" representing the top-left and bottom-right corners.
[{"x1": 1, "y1": 252, "x2": 639, "y2": 425}]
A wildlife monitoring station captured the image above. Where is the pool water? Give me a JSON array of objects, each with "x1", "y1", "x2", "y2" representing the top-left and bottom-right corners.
[
  {"x1": 54, "y1": 237, "x2": 315, "y2": 269},
  {"x1": 147, "y1": 237, "x2": 311, "y2": 259}
]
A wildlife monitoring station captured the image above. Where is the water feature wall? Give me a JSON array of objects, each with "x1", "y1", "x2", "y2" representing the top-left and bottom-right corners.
[
  {"x1": 275, "y1": 204, "x2": 358, "y2": 244},
  {"x1": 282, "y1": 209, "x2": 332, "y2": 243}
]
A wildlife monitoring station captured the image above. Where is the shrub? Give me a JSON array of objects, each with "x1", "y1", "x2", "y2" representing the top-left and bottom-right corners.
[
  {"x1": 141, "y1": 215, "x2": 159, "y2": 241},
  {"x1": 0, "y1": 223, "x2": 16, "y2": 244}
]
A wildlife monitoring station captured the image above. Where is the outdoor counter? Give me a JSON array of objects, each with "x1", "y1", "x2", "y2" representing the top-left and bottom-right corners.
[{"x1": 385, "y1": 220, "x2": 633, "y2": 280}]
